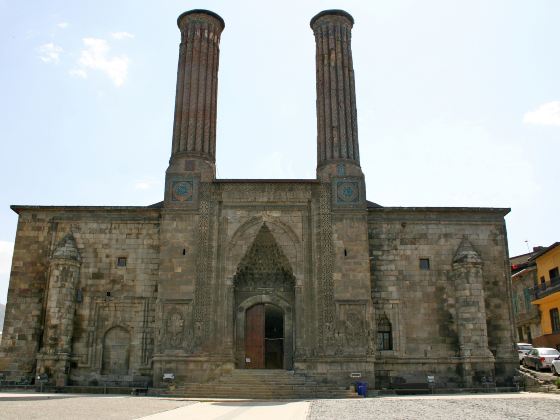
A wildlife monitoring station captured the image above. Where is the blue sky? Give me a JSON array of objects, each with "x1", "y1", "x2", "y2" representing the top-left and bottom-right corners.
[{"x1": 0, "y1": 0, "x2": 559, "y2": 304}]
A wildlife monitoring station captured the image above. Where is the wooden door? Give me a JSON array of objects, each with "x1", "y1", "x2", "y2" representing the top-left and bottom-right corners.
[{"x1": 245, "y1": 304, "x2": 265, "y2": 368}]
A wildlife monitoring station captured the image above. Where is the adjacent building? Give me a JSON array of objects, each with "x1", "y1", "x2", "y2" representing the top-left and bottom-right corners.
[
  {"x1": 510, "y1": 250, "x2": 541, "y2": 344},
  {"x1": 0, "y1": 9, "x2": 518, "y2": 391},
  {"x1": 530, "y1": 243, "x2": 560, "y2": 349}
]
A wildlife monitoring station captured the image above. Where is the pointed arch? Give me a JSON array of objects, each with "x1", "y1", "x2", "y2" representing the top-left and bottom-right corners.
[
  {"x1": 226, "y1": 216, "x2": 301, "y2": 281},
  {"x1": 233, "y1": 223, "x2": 295, "y2": 291}
]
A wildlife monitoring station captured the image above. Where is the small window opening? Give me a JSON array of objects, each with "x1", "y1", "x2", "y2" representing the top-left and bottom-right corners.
[
  {"x1": 344, "y1": 249, "x2": 347, "y2": 257},
  {"x1": 551, "y1": 308, "x2": 560, "y2": 333},
  {"x1": 419, "y1": 258, "x2": 430, "y2": 270},
  {"x1": 106, "y1": 291, "x2": 111, "y2": 297},
  {"x1": 182, "y1": 249, "x2": 186, "y2": 255},
  {"x1": 117, "y1": 257, "x2": 127, "y2": 267},
  {"x1": 377, "y1": 315, "x2": 393, "y2": 351}
]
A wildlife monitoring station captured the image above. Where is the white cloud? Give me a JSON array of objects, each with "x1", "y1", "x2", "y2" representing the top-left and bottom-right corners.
[
  {"x1": 523, "y1": 101, "x2": 560, "y2": 126},
  {"x1": 57, "y1": 22, "x2": 69, "y2": 29},
  {"x1": 111, "y1": 31, "x2": 134, "y2": 40},
  {"x1": 69, "y1": 68, "x2": 87, "y2": 79},
  {"x1": 71, "y1": 38, "x2": 129, "y2": 86},
  {"x1": 38, "y1": 42, "x2": 63, "y2": 63},
  {"x1": 134, "y1": 179, "x2": 158, "y2": 190}
]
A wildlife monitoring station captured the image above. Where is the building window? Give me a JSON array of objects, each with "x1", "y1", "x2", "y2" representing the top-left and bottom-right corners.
[
  {"x1": 549, "y1": 267, "x2": 559, "y2": 281},
  {"x1": 419, "y1": 258, "x2": 430, "y2": 270},
  {"x1": 523, "y1": 288, "x2": 532, "y2": 312},
  {"x1": 551, "y1": 308, "x2": 560, "y2": 333},
  {"x1": 117, "y1": 257, "x2": 127, "y2": 268},
  {"x1": 540, "y1": 277, "x2": 546, "y2": 289},
  {"x1": 517, "y1": 327, "x2": 524, "y2": 342},
  {"x1": 512, "y1": 292, "x2": 519, "y2": 315},
  {"x1": 377, "y1": 315, "x2": 393, "y2": 351}
]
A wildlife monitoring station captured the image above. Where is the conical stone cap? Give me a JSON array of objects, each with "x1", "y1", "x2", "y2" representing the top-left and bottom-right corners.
[
  {"x1": 52, "y1": 233, "x2": 81, "y2": 262},
  {"x1": 453, "y1": 237, "x2": 482, "y2": 264}
]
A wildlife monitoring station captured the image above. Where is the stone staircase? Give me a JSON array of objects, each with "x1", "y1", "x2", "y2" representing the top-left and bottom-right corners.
[{"x1": 171, "y1": 369, "x2": 360, "y2": 399}]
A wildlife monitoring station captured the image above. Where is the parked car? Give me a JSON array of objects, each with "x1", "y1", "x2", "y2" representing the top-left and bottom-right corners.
[
  {"x1": 522, "y1": 347, "x2": 560, "y2": 371},
  {"x1": 552, "y1": 355, "x2": 560, "y2": 375},
  {"x1": 516, "y1": 343, "x2": 533, "y2": 363}
]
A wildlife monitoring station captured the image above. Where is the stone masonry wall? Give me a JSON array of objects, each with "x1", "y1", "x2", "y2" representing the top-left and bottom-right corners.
[
  {"x1": 368, "y1": 207, "x2": 517, "y2": 387},
  {"x1": 0, "y1": 207, "x2": 160, "y2": 385},
  {"x1": 0, "y1": 211, "x2": 53, "y2": 380}
]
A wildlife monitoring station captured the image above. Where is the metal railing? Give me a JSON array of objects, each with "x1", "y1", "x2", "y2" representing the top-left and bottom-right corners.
[{"x1": 533, "y1": 276, "x2": 560, "y2": 299}]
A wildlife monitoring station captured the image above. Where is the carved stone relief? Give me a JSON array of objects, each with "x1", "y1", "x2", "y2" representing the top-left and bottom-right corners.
[
  {"x1": 161, "y1": 301, "x2": 193, "y2": 352},
  {"x1": 337, "y1": 302, "x2": 367, "y2": 353}
]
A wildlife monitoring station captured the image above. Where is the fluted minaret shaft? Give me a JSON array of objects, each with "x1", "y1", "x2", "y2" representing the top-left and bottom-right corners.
[
  {"x1": 171, "y1": 10, "x2": 224, "y2": 163},
  {"x1": 311, "y1": 10, "x2": 359, "y2": 168}
]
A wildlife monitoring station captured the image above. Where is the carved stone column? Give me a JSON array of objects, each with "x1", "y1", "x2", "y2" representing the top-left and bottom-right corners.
[
  {"x1": 165, "y1": 9, "x2": 225, "y2": 198},
  {"x1": 36, "y1": 233, "x2": 81, "y2": 386},
  {"x1": 452, "y1": 238, "x2": 494, "y2": 387},
  {"x1": 311, "y1": 10, "x2": 362, "y2": 181}
]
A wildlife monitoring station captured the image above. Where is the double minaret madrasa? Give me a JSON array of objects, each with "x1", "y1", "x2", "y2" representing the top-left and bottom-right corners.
[
  {"x1": 165, "y1": 9, "x2": 364, "y2": 196},
  {"x1": 0, "y1": 7, "x2": 517, "y2": 391}
]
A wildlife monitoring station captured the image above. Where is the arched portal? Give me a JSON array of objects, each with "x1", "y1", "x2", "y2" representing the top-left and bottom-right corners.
[{"x1": 233, "y1": 223, "x2": 295, "y2": 369}]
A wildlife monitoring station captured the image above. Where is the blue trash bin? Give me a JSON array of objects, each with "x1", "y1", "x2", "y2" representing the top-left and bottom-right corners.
[{"x1": 356, "y1": 381, "x2": 368, "y2": 397}]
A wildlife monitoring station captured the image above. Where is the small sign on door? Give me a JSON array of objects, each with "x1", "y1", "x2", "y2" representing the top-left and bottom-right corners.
[{"x1": 245, "y1": 357, "x2": 251, "y2": 363}]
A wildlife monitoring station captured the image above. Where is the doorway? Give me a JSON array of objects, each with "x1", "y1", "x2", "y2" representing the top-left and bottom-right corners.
[{"x1": 245, "y1": 304, "x2": 284, "y2": 369}]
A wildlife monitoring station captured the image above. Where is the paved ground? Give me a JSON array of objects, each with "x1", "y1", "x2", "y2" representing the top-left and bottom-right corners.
[
  {"x1": 309, "y1": 393, "x2": 560, "y2": 420},
  {"x1": 1, "y1": 392, "x2": 560, "y2": 419},
  {"x1": 0, "y1": 394, "x2": 196, "y2": 420}
]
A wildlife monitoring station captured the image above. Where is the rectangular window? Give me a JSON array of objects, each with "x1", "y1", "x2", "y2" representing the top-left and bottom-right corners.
[
  {"x1": 540, "y1": 276, "x2": 546, "y2": 289},
  {"x1": 419, "y1": 258, "x2": 430, "y2": 270},
  {"x1": 550, "y1": 308, "x2": 560, "y2": 333},
  {"x1": 512, "y1": 292, "x2": 519, "y2": 315},
  {"x1": 524, "y1": 288, "x2": 532, "y2": 311},
  {"x1": 377, "y1": 332, "x2": 392, "y2": 350},
  {"x1": 517, "y1": 327, "x2": 524, "y2": 342},
  {"x1": 549, "y1": 267, "x2": 559, "y2": 280},
  {"x1": 116, "y1": 257, "x2": 127, "y2": 267}
]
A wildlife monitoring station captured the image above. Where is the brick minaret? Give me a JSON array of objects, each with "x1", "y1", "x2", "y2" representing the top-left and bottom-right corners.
[
  {"x1": 311, "y1": 10, "x2": 362, "y2": 181},
  {"x1": 166, "y1": 9, "x2": 224, "y2": 193}
]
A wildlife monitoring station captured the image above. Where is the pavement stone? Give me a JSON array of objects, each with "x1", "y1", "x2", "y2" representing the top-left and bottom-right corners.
[{"x1": 308, "y1": 392, "x2": 560, "y2": 420}]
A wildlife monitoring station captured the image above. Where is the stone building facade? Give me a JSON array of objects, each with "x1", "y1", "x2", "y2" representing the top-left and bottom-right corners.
[
  {"x1": 510, "y1": 251, "x2": 541, "y2": 344},
  {"x1": 0, "y1": 9, "x2": 517, "y2": 390}
]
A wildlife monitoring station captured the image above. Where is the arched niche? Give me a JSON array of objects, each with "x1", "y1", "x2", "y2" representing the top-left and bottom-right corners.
[{"x1": 101, "y1": 326, "x2": 131, "y2": 375}]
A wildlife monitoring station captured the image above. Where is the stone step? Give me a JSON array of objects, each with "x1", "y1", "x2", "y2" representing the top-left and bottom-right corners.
[
  {"x1": 174, "y1": 391, "x2": 359, "y2": 399},
  {"x1": 214, "y1": 379, "x2": 314, "y2": 385},
  {"x1": 164, "y1": 369, "x2": 359, "y2": 399},
  {"x1": 180, "y1": 386, "x2": 351, "y2": 392}
]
